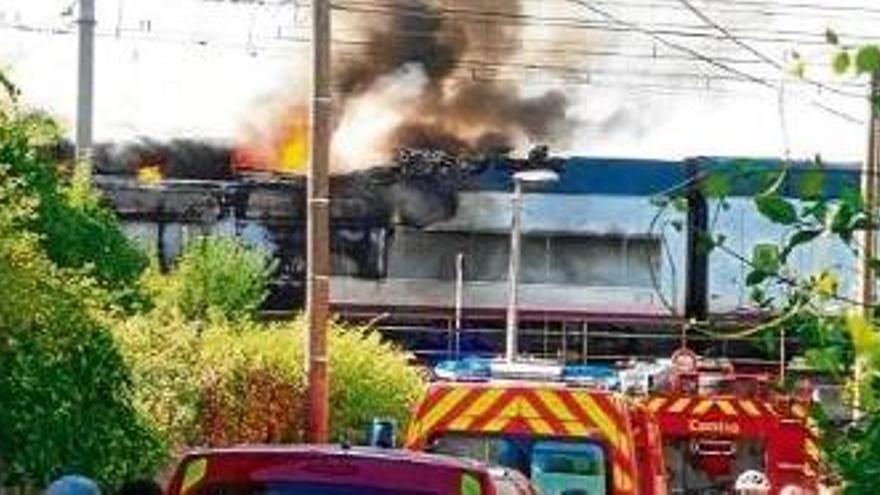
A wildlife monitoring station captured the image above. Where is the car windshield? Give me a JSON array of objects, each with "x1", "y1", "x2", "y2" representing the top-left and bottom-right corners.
[
  {"x1": 195, "y1": 482, "x2": 437, "y2": 495},
  {"x1": 430, "y1": 436, "x2": 608, "y2": 495}
]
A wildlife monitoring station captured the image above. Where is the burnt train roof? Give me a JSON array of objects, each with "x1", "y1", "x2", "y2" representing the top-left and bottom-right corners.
[
  {"x1": 95, "y1": 155, "x2": 863, "y2": 203},
  {"x1": 462, "y1": 156, "x2": 861, "y2": 198}
]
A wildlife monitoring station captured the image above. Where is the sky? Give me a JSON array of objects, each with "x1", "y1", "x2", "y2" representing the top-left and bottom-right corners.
[{"x1": 0, "y1": 0, "x2": 877, "y2": 165}]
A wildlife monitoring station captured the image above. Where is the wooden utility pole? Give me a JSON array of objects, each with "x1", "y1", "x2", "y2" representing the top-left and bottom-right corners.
[
  {"x1": 860, "y1": 70, "x2": 880, "y2": 313},
  {"x1": 307, "y1": 0, "x2": 331, "y2": 443},
  {"x1": 76, "y1": 0, "x2": 96, "y2": 163},
  {"x1": 856, "y1": 70, "x2": 880, "y2": 420}
]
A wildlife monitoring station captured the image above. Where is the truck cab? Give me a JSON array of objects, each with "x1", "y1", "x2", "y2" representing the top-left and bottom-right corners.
[{"x1": 405, "y1": 360, "x2": 666, "y2": 495}]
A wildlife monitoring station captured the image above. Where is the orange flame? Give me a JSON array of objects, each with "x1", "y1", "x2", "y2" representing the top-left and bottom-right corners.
[
  {"x1": 138, "y1": 165, "x2": 163, "y2": 184},
  {"x1": 234, "y1": 105, "x2": 310, "y2": 175}
]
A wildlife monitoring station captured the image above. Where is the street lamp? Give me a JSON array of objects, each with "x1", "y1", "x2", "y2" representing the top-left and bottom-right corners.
[{"x1": 506, "y1": 169, "x2": 560, "y2": 363}]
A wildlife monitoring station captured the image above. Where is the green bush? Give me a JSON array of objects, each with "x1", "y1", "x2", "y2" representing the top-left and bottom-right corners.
[
  {"x1": 327, "y1": 323, "x2": 426, "y2": 443},
  {"x1": 0, "y1": 82, "x2": 164, "y2": 487},
  {"x1": 0, "y1": 103, "x2": 148, "y2": 297},
  {"x1": 115, "y1": 315, "x2": 427, "y2": 449},
  {"x1": 146, "y1": 236, "x2": 275, "y2": 321},
  {"x1": 0, "y1": 182, "x2": 165, "y2": 487},
  {"x1": 112, "y1": 312, "x2": 203, "y2": 449}
]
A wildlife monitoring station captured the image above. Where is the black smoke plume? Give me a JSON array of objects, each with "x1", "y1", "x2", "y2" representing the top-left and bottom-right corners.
[
  {"x1": 94, "y1": 139, "x2": 234, "y2": 180},
  {"x1": 335, "y1": 0, "x2": 576, "y2": 156}
]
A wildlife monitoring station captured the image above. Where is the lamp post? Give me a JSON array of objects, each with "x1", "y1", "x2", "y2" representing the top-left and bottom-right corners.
[{"x1": 505, "y1": 169, "x2": 559, "y2": 363}]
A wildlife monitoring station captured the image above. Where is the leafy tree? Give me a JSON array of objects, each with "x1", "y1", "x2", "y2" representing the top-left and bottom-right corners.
[
  {"x1": 0, "y1": 173, "x2": 165, "y2": 487},
  {"x1": 145, "y1": 236, "x2": 275, "y2": 322},
  {"x1": 0, "y1": 73, "x2": 165, "y2": 487},
  {"x1": 0, "y1": 75, "x2": 147, "y2": 299}
]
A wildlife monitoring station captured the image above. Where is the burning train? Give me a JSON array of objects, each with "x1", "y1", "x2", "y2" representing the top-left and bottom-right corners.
[{"x1": 93, "y1": 144, "x2": 860, "y2": 366}]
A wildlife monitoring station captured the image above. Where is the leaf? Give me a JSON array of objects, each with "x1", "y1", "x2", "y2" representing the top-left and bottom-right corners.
[
  {"x1": 847, "y1": 312, "x2": 878, "y2": 355},
  {"x1": 749, "y1": 286, "x2": 773, "y2": 308},
  {"x1": 746, "y1": 269, "x2": 770, "y2": 286},
  {"x1": 830, "y1": 203, "x2": 856, "y2": 239},
  {"x1": 833, "y1": 51, "x2": 851, "y2": 75},
  {"x1": 753, "y1": 243, "x2": 781, "y2": 273},
  {"x1": 805, "y1": 347, "x2": 845, "y2": 375},
  {"x1": 756, "y1": 193, "x2": 798, "y2": 225},
  {"x1": 781, "y1": 229, "x2": 823, "y2": 261},
  {"x1": 799, "y1": 165, "x2": 825, "y2": 200},
  {"x1": 696, "y1": 230, "x2": 716, "y2": 254},
  {"x1": 804, "y1": 200, "x2": 828, "y2": 223},
  {"x1": 850, "y1": 214, "x2": 876, "y2": 231},
  {"x1": 825, "y1": 28, "x2": 840, "y2": 45},
  {"x1": 842, "y1": 186, "x2": 864, "y2": 211},
  {"x1": 856, "y1": 45, "x2": 880, "y2": 74},
  {"x1": 815, "y1": 272, "x2": 839, "y2": 298},
  {"x1": 701, "y1": 172, "x2": 731, "y2": 198}
]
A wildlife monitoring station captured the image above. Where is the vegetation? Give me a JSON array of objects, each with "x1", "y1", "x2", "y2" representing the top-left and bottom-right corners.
[
  {"x1": 0, "y1": 73, "x2": 426, "y2": 487},
  {"x1": 0, "y1": 87, "x2": 165, "y2": 486},
  {"x1": 0, "y1": 92, "x2": 147, "y2": 300},
  {"x1": 655, "y1": 158, "x2": 880, "y2": 493},
  {"x1": 116, "y1": 313, "x2": 426, "y2": 450},
  {"x1": 145, "y1": 236, "x2": 275, "y2": 322}
]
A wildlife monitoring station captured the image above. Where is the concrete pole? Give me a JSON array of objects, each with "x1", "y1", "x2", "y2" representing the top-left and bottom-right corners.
[
  {"x1": 76, "y1": 0, "x2": 96, "y2": 164},
  {"x1": 307, "y1": 0, "x2": 331, "y2": 443},
  {"x1": 856, "y1": 70, "x2": 880, "y2": 420},
  {"x1": 860, "y1": 71, "x2": 880, "y2": 311},
  {"x1": 455, "y1": 252, "x2": 464, "y2": 359},
  {"x1": 505, "y1": 179, "x2": 523, "y2": 363}
]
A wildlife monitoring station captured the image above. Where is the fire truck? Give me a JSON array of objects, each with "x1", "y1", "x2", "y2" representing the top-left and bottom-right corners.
[
  {"x1": 628, "y1": 352, "x2": 820, "y2": 494},
  {"x1": 404, "y1": 360, "x2": 667, "y2": 495},
  {"x1": 404, "y1": 357, "x2": 819, "y2": 495}
]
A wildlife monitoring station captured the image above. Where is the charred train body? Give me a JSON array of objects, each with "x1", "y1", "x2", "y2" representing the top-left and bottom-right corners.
[{"x1": 95, "y1": 152, "x2": 861, "y2": 364}]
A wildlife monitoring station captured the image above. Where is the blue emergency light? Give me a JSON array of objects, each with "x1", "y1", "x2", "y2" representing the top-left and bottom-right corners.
[
  {"x1": 433, "y1": 358, "x2": 619, "y2": 388},
  {"x1": 562, "y1": 365, "x2": 616, "y2": 379},
  {"x1": 434, "y1": 358, "x2": 492, "y2": 381}
]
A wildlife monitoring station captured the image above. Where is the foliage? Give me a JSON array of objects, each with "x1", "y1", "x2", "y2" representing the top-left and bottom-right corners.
[
  {"x1": 0, "y1": 177, "x2": 165, "y2": 487},
  {"x1": 145, "y1": 236, "x2": 275, "y2": 322},
  {"x1": 327, "y1": 322, "x2": 426, "y2": 443},
  {"x1": 0, "y1": 73, "x2": 148, "y2": 300},
  {"x1": 654, "y1": 159, "x2": 880, "y2": 493},
  {"x1": 0, "y1": 72, "x2": 164, "y2": 487},
  {"x1": 116, "y1": 314, "x2": 427, "y2": 449},
  {"x1": 197, "y1": 319, "x2": 308, "y2": 446},
  {"x1": 112, "y1": 312, "x2": 203, "y2": 449}
]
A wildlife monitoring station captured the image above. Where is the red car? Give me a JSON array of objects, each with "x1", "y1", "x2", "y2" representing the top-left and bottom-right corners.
[{"x1": 166, "y1": 446, "x2": 535, "y2": 495}]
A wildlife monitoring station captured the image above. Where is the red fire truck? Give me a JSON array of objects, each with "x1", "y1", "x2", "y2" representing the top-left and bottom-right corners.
[
  {"x1": 405, "y1": 360, "x2": 667, "y2": 495},
  {"x1": 405, "y1": 356, "x2": 820, "y2": 495},
  {"x1": 630, "y1": 352, "x2": 820, "y2": 494}
]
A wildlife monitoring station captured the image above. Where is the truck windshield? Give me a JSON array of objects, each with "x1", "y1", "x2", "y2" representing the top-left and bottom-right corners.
[
  {"x1": 430, "y1": 436, "x2": 608, "y2": 495},
  {"x1": 194, "y1": 482, "x2": 436, "y2": 495}
]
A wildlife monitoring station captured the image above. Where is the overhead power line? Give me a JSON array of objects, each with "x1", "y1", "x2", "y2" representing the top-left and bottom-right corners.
[
  {"x1": 580, "y1": 0, "x2": 880, "y2": 18},
  {"x1": 332, "y1": 1, "x2": 880, "y2": 47},
  {"x1": 674, "y1": 0, "x2": 864, "y2": 99},
  {"x1": 563, "y1": 0, "x2": 865, "y2": 125}
]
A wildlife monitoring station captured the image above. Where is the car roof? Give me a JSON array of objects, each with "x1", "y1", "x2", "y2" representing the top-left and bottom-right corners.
[{"x1": 182, "y1": 445, "x2": 491, "y2": 472}]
